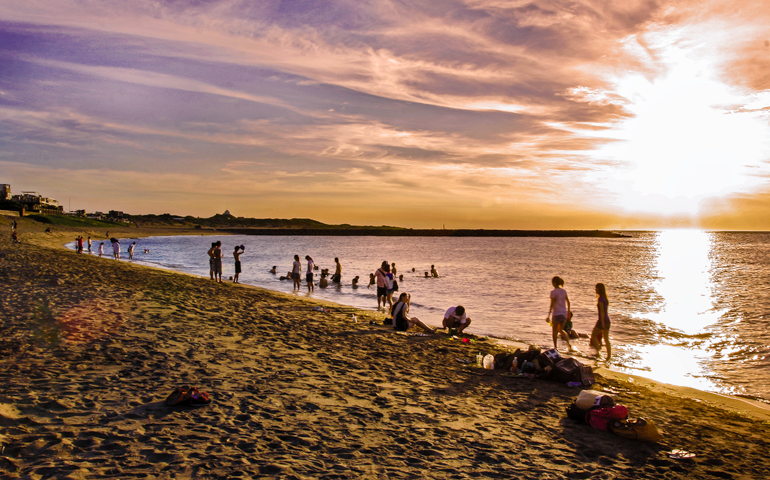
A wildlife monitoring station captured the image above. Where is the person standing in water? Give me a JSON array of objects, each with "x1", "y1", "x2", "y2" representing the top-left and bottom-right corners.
[
  {"x1": 305, "y1": 255, "x2": 315, "y2": 292},
  {"x1": 332, "y1": 257, "x2": 342, "y2": 283},
  {"x1": 111, "y1": 238, "x2": 121, "y2": 259},
  {"x1": 374, "y1": 261, "x2": 390, "y2": 309},
  {"x1": 430, "y1": 265, "x2": 439, "y2": 278},
  {"x1": 87, "y1": 236, "x2": 92, "y2": 253},
  {"x1": 128, "y1": 242, "x2": 136, "y2": 260},
  {"x1": 591, "y1": 283, "x2": 612, "y2": 360},
  {"x1": 207, "y1": 242, "x2": 216, "y2": 280},
  {"x1": 292, "y1": 255, "x2": 302, "y2": 290},
  {"x1": 546, "y1": 276, "x2": 574, "y2": 351},
  {"x1": 233, "y1": 245, "x2": 245, "y2": 283},
  {"x1": 98, "y1": 242, "x2": 104, "y2": 258}
]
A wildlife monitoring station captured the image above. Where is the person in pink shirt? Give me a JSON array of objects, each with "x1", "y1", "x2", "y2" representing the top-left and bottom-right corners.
[
  {"x1": 546, "y1": 276, "x2": 574, "y2": 351},
  {"x1": 374, "y1": 261, "x2": 390, "y2": 309}
]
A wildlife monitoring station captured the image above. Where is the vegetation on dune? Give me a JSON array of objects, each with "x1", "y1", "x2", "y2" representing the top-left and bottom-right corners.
[
  {"x1": 127, "y1": 213, "x2": 406, "y2": 230},
  {"x1": 28, "y1": 215, "x2": 128, "y2": 228}
]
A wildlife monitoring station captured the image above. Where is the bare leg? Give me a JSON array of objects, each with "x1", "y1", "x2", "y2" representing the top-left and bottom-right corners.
[
  {"x1": 409, "y1": 317, "x2": 436, "y2": 333},
  {"x1": 457, "y1": 318, "x2": 472, "y2": 334},
  {"x1": 603, "y1": 329, "x2": 611, "y2": 360}
]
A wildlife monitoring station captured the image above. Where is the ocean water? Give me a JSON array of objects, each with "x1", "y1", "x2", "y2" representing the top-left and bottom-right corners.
[{"x1": 72, "y1": 231, "x2": 770, "y2": 401}]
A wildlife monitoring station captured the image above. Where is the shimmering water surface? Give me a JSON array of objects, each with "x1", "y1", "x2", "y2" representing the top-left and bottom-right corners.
[{"x1": 72, "y1": 231, "x2": 770, "y2": 400}]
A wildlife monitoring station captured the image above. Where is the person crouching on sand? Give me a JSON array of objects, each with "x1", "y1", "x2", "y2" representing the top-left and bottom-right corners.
[
  {"x1": 443, "y1": 306, "x2": 471, "y2": 333},
  {"x1": 392, "y1": 293, "x2": 436, "y2": 333},
  {"x1": 546, "y1": 276, "x2": 574, "y2": 352},
  {"x1": 590, "y1": 283, "x2": 612, "y2": 360}
]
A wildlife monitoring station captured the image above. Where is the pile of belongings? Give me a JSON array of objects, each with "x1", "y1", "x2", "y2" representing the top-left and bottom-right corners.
[
  {"x1": 565, "y1": 390, "x2": 662, "y2": 442},
  {"x1": 495, "y1": 346, "x2": 595, "y2": 386},
  {"x1": 165, "y1": 386, "x2": 212, "y2": 407}
]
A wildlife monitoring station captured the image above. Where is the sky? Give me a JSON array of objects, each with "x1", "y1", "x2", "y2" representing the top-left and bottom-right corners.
[{"x1": 1, "y1": 0, "x2": 770, "y2": 229}]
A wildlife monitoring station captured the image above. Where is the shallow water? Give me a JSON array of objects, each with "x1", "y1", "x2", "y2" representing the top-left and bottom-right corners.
[{"x1": 73, "y1": 231, "x2": 770, "y2": 400}]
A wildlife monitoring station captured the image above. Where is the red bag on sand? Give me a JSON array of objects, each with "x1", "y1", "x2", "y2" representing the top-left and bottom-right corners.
[{"x1": 587, "y1": 405, "x2": 628, "y2": 431}]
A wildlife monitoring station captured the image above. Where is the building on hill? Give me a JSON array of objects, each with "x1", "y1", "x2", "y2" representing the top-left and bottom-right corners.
[
  {"x1": 1, "y1": 184, "x2": 10, "y2": 201},
  {"x1": 11, "y1": 191, "x2": 63, "y2": 215}
]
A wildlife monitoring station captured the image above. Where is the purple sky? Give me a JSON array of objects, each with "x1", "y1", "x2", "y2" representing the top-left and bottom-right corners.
[{"x1": 1, "y1": 1, "x2": 770, "y2": 228}]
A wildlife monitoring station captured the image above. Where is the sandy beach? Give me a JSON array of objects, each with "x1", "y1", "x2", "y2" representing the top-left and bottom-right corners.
[{"x1": 2, "y1": 216, "x2": 770, "y2": 479}]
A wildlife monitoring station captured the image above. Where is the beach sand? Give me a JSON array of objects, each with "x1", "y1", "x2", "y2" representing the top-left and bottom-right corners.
[{"x1": 2, "y1": 216, "x2": 770, "y2": 479}]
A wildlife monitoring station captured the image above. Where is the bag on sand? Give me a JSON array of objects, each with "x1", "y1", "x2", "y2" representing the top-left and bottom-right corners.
[
  {"x1": 579, "y1": 365, "x2": 595, "y2": 386},
  {"x1": 166, "y1": 386, "x2": 212, "y2": 407},
  {"x1": 587, "y1": 405, "x2": 628, "y2": 431},
  {"x1": 552, "y1": 357, "x2": 583, "y2": 382},
  {"x1": 610, "y1": 418, "x2": 662, "y2": 442},
  {"x1": 565, "y1": 401, "x2": 591, "y2": 424}
]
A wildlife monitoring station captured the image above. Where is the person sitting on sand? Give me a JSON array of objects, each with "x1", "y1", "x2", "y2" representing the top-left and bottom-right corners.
[
  {"x1": 392, "y1": 293, "x2": 436, "y2": 333},
  {"x1": 443, "y1": 305, "x2": 472, "y2": 333},
  {"x1": 352, "y1": 276, "x2": 360, "y2": 287},
  {"x1": 546, "y1": 276, "x2": 574, "y2": 352},
  {"x1": 431, "y1": 265, "x2": 439, "y2": 278},
  {"x1": 270, "y1": 266, "x2": 277, "y2": 274}
]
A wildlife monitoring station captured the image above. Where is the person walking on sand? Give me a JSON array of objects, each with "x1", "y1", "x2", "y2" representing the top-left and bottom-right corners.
[
  {"x1": 546, "y1": 276, "x2": 574, "y2": 352},
  {"x1": 590, "y1": 283, "x2": 612, "y2": 360},
  {"x1": 332, "y1": 257, "x2": 342, "y2": 283},
  {"x1": 374, "y1": 261, "x2": 390, "y2": 309},
  {"x1": 128, "y1": 242, "x2": 136, "y2": 260},
  {"x1": 233, "y1": 245, "x2": 245, "y2": 283},
  {"x1": 305, "y1": 255, "x2": 315, "y2": 292},
  {"x1": 443, "y1": 305, "x2": 472, "y2": 333},
  {"x1": 292, "y1": 254, "x2": 302, "y2": 290},
  {"x1": 98, "y1": 242, "x2": 104, "y2": 258},
  {"x1": 392, "y1": 293, "x2": 436, "y2": 333}
]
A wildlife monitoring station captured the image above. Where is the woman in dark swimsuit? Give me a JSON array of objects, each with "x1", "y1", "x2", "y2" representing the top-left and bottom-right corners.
[{"x1": 390, "y1": 293, "x2": 436, "y2": 333}]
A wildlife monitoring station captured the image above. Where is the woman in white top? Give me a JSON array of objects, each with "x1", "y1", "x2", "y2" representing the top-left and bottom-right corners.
[
  {"x1": 546, "y1": 276, "x2": 574, "y2": 351},
  {"x1": 391, "y1": 293, "x2": 436, "y2": 333}
]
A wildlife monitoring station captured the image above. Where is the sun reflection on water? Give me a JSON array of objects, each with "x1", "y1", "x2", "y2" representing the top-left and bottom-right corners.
[{"x1": 648, "y1": 230, "x2": 723, "y2": 335}]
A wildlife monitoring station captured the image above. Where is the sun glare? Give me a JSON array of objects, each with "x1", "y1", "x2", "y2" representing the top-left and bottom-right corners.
[{"x1": 598, "y1": 47, "x2": 770, "y2": 215}]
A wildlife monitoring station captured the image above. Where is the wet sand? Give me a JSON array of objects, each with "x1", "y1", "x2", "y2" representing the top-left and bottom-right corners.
[{"x1": 2, "y1": 216, "x2": 770, "y2": 479}]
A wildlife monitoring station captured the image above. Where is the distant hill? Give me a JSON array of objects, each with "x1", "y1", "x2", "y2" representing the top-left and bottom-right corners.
[{"x1": 126, "y1": 213, "x2": 407, "y2": 230}]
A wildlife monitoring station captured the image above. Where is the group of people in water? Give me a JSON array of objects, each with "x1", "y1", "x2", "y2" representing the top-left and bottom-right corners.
[
  {"x1": 205, "y1": 244, "x2": 611, "y2": 357},
  {"x1": 74, "y1": 235, "x2": 138, "y2": 260}
]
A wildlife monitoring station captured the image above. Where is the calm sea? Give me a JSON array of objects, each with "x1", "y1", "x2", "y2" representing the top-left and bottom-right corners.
[{"x1": 71, "y1": 231, "x2": 770, "y2": 401}]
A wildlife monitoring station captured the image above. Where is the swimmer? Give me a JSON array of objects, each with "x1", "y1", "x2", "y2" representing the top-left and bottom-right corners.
[
  {"x1": 431, "y1": 265, "x2": 439, "y2": 278},
  {"x1": 352, "y1": 275, "x2": 360, "y2": 287},
  {"x1": 270, "y1": 266, "x2": 277, "y2": 274},
  {"x1": 424, "y1": 272, "x2": 429, "y2": 278},
  {"x1": 367, "y1": 273, "x2": 375, "y2": 289},
  {"x1": 398, "y1": 274, "x2": 403, "y2": 282}
]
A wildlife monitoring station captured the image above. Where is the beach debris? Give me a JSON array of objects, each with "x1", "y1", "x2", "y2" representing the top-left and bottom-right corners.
[
  {"x1": 669, "y1": 449, "x2": 696, "y2": 459},
  {"x1": 312, "y1": 306, "x2": 331, "y2": 313},
  {"x1": 566, "y1": 381, "x2": 582, "y2": 387},
  {"x1": 456, "y1": 357, "x2": 473, "y2": 364},
  {"x1": 352, "y1": 314, "x2": 357, "y2": 323}
]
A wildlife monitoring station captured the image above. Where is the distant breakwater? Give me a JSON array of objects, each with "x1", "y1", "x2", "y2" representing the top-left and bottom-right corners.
[{"x1": 220, "y1": 228, "x2": 630, "y2": 238}]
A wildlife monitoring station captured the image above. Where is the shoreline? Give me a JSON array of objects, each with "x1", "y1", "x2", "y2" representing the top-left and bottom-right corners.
[
  {"x1": 3, "y1": 215, "x2": 770, "y2": 477},
  {"x1": 29, "y1": 219, "x2": 770, "y2": 418},
  {"x1": 44, "y1": 221, "x2": 770, "y2": 413}
]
